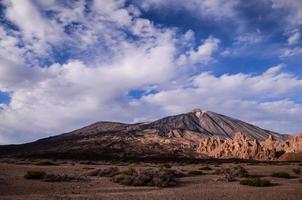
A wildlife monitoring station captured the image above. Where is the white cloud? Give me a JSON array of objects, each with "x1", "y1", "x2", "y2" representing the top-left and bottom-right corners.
[
  {"x1": 140, "y1": 0, "x2": 239, "y2": 19},
  {"x1": 235, "y1": 34, "x2": 263, "y2": 45},
  {"x1": 0, "y1": 0, "x2": 302, "y2": 144},
  {"x1": 177, "y1": 37, "x2": 220, "y2": 66},
  {"x1": 280, "y1": 47, "x2": 302, "y2": 58},
  {"x1": 288, "y1": 32, "x2": 300, "y2": 45},
  {"x1": 272, "y1": 0, "x2": 302, "y2": 25},
  {"x1": 3, "y1": 0, "x2": 64, "y2": 55},
  {"x1": 133, "y1": 65, "x2": 302, "y2": 134},
  {"x1": 0, "y1": 0, "x2": 192, "y2": 143}
]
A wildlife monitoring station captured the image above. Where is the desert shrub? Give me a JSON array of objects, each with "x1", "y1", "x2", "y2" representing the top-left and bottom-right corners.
[
  {"x1": 15, "y1": 161, "x2": 31, "y2": 165},
  {"x1": 214, "y1": 168, "x2": 224, "y2": 175},
  {"x1": 34, "y1": 160, "x2": 57, "y2": 166},
  {"x1": 199, "y1": 166, "x2": 212, "y2": 171},
  {"x1": 83, "y1": 169, "x2": 100, "y2": 176},
  {"x1": 233, "y1": 166, "x2": 249, "y2": 177},
  {"x1": 112, "y1": 168, "x2": 178, "y2": 187},
  {"x1": 79, "y1": 161, "x2": 97, "y2": 165},
  {"x1": 172, "y1": 170, "x2": 187, "y2": 178},
  {"x1": 98, "y1": 167, "x2": 120, "y2": 177},
  {"x1": 112, "y1": 174, "x2": 134, "y2": 185},
  {"x1": 188, "y1": 170, "x2": 204, "y2": 176},
  {"x1": 271, "y1": 172, "x2": 291, "y2": 179},
  {"x1": 240, "y1": 178, "x2": 272, "y2": 187},
  {"x1": 215, "y1": 166, "x2": 249, "y2": 182},
  {"x1": 84, "y1": 167, "x2": 119, "y2": 177},
  {"x1": 82, "y1": 167, "x2": 95, "y2": 170},
  {"x1": 43, "y1": 174, "x2": 84, "y2": 182},
  {"x1": 292, "y1": 168, "x2": 301, "y2": 175},
  {"x1": 24, "y1": 171, "x2": 84, "y2": 182},
  {"x1": 120, "y1": 167, "x2": 136, "y2": 176},
  {"x1": 162, "y1": 163, "x2": 172, "y2": 168},
  {"x1": 24, "y1": 171, "x2": 46, "y2": 179}
]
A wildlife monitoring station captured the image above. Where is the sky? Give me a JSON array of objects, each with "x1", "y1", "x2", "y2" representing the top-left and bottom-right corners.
[{"x1": 0, "y1": 0, "x2": 302, "y2": 144}]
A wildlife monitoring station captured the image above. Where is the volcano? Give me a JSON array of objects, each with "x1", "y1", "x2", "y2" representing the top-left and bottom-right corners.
[{"x1": 0, "y1": 109, "x2": 297, "y2": 161}]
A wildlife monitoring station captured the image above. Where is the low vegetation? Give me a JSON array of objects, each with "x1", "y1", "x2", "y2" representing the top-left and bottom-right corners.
[
  {"x1": 43, "y1": 174, "x2": 84, "y2": 182},
  {"x1": 215, "y1": 166, "x2": 249, "y2": 182},
  {"x1": 240, "y1": 178, "x2": 272, "y2": 187},
  {"x1": 120, "y1": 167, "x2": 136, "y2": 176},
  {"x1": 162, "y1": 163, "x2": 172, "y2": 168},
  {"x1": 84, "y1": 167, "x2": 120, "y2": 177},
  {"x1": 24, "y1": 171, "x2": 84, "y2": 182},
  {"x1": 24, "y1": 171, "x2": 46, "y2": 179},
  {"x1": 299, "y1": 179, "x2": 302, "y2": 184},
  {"x1": 79, "y1": 161, "x2": 98, "y2": 165},
  {"x1": 199, "y1": 166, "x2": 212, "y2": 171},
  {"x1": 188, "y1": 170, "x2": 204, "y2": 176},
  {"x1": 34, "y1": 160, "x2": 57, "y2": 166},
  {"x1": 111, "y1": 168, "x2": 178, "y2": 187},
  {"x1": 292, "y1": 168, "x2": 301, "y2": 175},
  {"x1": 271, "y1": 172, "x2": 292, "y2": 179}
]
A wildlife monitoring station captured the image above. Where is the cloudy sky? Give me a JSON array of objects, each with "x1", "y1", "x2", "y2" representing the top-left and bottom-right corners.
[{"x1": 0, "y1": 0, "x2": 302, "y2": 144}]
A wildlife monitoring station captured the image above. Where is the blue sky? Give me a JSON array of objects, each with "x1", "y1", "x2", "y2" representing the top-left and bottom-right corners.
[{"x1": 0, "y1": 0, "x2": 302, "y2": 144}]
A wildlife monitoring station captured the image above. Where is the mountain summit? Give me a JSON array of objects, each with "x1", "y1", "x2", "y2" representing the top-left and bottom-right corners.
[
  {"x1": 141, "y1": 109, "x2": 284, "y2": 140},
  {"x1": 0, "y1": 109, "x2": 298, "y2": 161}
]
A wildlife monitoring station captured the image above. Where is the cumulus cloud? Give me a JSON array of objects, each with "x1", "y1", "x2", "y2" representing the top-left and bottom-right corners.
[
  {"x1": 3, "y1": 0, "x2": 64, "y2": 55},
  {"x1": 0, "y1": 0, "x2": 302, "y2": 144},
  {"x1": 177, "y1": 37, "x2": 220, "y2": 66},
  {"x1": 0, "y1": 0, "x2": 220, "y2": 143},
  {"x1": 134, "y1": 65, "x2": 302, "y2": 133}
]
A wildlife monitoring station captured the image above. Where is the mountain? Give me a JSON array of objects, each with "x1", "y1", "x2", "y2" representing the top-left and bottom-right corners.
[{"x1": 0, "y1": 109, "x2": 297, "y2": 161}]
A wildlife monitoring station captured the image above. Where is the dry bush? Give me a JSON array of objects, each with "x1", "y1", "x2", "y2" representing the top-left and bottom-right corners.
[
  {"x1": 43, "y1": 174, "x2": 84, "y2": 182},
  {"x1": 271, "y1": 172, "x2": 291, "y2": 179},
  {"x1": 82, "y1": 167, "x2": 95, "y2": 170},
  {"x1": 84, "y1": 167, "x2": 120, "y2": 177},
  {"x1": 112, "y1": 168, "x2": 178, "y2": 187},
  {"x1": 24, "y1": 171, "x2": 46, "y2": 179},
  {"x1": 215, "y1": 166, "x2": 249, "y2": 182},
  {"x1": 15, "y1": 161, "x2": 31, "y2": 165},
  {"x1": 292, "y1": 168, "x2": 301, "y2": 175},
  {"x1": 34, "y1": 160, "x2": 57, "y2": 166},
  {"x1": 240, "y1": 178, "x2": 272, "y2": 187},
  {"x1": 199, "y1": 166, "x2": 212, "y2": 171},
  {"x1": 162, "y1": 163, "x2": 172, "y2": 168},
  {"x1": 188, "y1": 170, "x2": 204, "y2": 176},
  {"x1": 24, "y1": 171, "x2": 84, "y2": 182},
  {"x1": 79, "y1": 161, "x2": 97, "y2": 165},
  {"x1": 120, "y1": 167, "x2": 136, "y2": 176}
]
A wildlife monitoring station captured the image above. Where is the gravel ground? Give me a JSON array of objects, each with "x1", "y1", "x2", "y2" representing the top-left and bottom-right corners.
[{"x1": 0, "y1": 160, "x2": 301, "y2": 200}]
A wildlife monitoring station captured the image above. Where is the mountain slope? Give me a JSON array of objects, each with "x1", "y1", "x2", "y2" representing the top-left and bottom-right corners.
[
  {"x1": 140, "y1": 109, "x2": 284, "y2": 140},
  {"x1": 0, "y1": 109, "x2": 290, "y2": 160}
]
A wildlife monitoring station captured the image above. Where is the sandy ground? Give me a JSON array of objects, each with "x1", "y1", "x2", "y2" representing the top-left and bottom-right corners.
[{"x1": 0, "y1": 160, "x2": 301, "y2": 200}]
